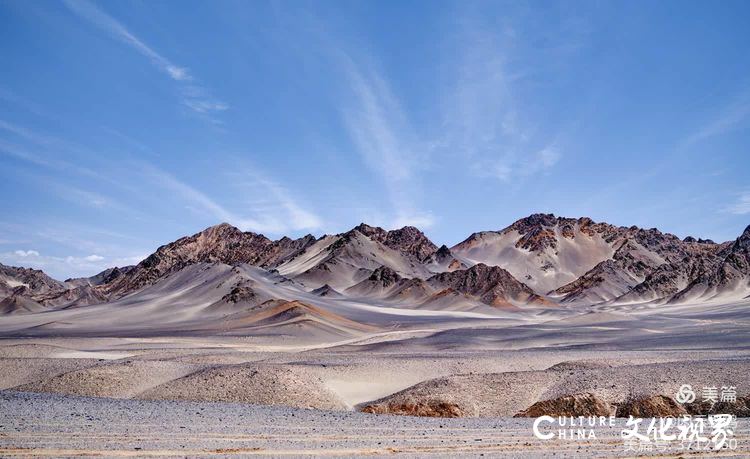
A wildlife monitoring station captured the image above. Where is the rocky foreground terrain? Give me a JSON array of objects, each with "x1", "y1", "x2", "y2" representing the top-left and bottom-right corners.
[{"x1": 6, "y1": 390, "x2": 747, "y2": 459}]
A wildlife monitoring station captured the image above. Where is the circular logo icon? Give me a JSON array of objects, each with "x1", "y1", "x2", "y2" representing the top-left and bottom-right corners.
[{"x1": 675, "y1": 384, "x2": 696, "y2": 404}]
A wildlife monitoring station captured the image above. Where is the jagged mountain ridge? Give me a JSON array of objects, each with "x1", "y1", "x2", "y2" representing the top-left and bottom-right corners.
[
  {"x1": 1, "y1": 215, "x2": 749, "y2": 315},
  {"x1": 0, "y1": 263, "x2": 66, "y2": 297},
  {"x1": 100, "y1": 223, "x2": 316, "y2": 298}
]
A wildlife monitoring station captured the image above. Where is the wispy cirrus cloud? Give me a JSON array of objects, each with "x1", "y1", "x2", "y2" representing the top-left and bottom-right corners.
[
  {"x1": 242, "y1": 173, "x2": 323, "y2": 231},
  {"x1": 340, "y1": 55, "x2": 435, "y2": 229},
  {"x1": 471, "y1": 145, "x2": 561, "y2": 181},
  {"x1": 441, "y1": 15, "x2": 562, "y2": 184},
  {"x1": 62, "y1": 0, "x2": 227, "y2": 121},
  {"x1": 725, "y1": 192, "x2": 750, "y2": 215},
  {"x1": 61, "y1": 0, "x2": 188, "y2": 81},
  {"x1": 684, "y1": 90, "x2": 750, "y2": 146},
  {"x1": 45, "y1": 180, "x2": 145, "y2": 217},
  {"x1": 0, "y1": 137, "x2": 107, "y2": 182},
  {"x1": 143, "y1": 163, "x2": 322, "y2": 235}
]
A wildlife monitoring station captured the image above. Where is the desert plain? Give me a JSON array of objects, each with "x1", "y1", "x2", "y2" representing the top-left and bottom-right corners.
[{"x1": 1, "y1": 295, "x2": 750, "y2": 457}]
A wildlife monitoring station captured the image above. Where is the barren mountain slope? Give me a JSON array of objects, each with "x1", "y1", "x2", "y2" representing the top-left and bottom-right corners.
[
  {"x1": 426, "y1": 263, "x2": 544, "y2": 307},
  {"x1": 275, "y1": 228, "x2": 433, "y2": 290},
  {"x1": 86, "y1": 223, "x2": 318, "y2": 302},
  {"x1": 451, "y1": 215, "x2": 621, "y2": 293},
  {"x1": 2, "y1": 216, "x2": 748, "y2": 319},
  {"x1": 423, "y1": 245, "x2": 468, "y2": 273},
  {"x1": 670, "y1": 224, "x2": 750, "y2": 302},
  {"x1": 0, "y1": 263, "x2": 66, "y2": 299},
  {"x1": 554, "y1": 230, "x2": 726, "y2": 304}
]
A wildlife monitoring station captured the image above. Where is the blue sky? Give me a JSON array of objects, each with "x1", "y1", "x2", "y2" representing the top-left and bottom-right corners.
[{"x1": 1, "y1": 0, "x2": 749, "y2": 279}]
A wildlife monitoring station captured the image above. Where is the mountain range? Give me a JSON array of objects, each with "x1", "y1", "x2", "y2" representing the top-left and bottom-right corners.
[{"x1": 1, "y1": 214, "x2": 749, "y2": 322}]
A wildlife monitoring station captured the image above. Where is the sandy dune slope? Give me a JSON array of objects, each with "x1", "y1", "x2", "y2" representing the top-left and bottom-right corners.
[
  {"x1": 15, "y1": 360, "x2": 201, "y2": 398},
  {"x1": 360, "y1": 359, "x2": 750, "y2": 417},
  {"x1": 139, "y1": 363, "x2": 347, "y2": 410}
]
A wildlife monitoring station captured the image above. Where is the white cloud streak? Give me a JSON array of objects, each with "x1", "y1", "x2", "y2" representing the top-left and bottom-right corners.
[
  {"x1": 62, "y1": 0, "x2": 227, "y2": 120},
  {"x1": 340, "y1": 56, "x2": 434, "y2": 229},
  {"x1": 62, "y1": 0, "x2": 189, "y2": 82},
  {"x1": 684, "y1": 91, "x2": 750, "y2": 146},
  {"x1": 726, "y1": 192, "x2": 750, "y2": 215},
  {"x1": 470, "y1": 145, "x2": 560, "y2": 182},
  {"x1": 442, "y1": 16, "x2": 561, "y2": 184},
  {"x1": 143, "y1": 164, "x2": 322, "y2": 235}
]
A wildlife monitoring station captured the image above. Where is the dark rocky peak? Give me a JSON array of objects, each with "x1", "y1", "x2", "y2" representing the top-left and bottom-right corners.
[
  {"x1": 327, "y1": 230, "x2": 363, "y2": 253},
  {"x1": 435, "y1": 245, "x2": 452, "y2": 259},
  {"x1": 723, "y1": 225, "x2": 750, "y2": 258},
  {"x1": 683, "y1": 236, "x2": 716, "y2": 244},
  {"x1": 221, "y1": 280, "x2": 257, "y2": 304},
  {"x1": 99, "y1": 223, "x2": 278, "y2": 298},
  {"x1": 198, "y1": 222, "x2": 262, "y2": 241},
  {"x1": 436, "y1": 244, "x2": 451, "y2": 255},
  {"x1": 428, "y1": 263, "x2": 539, "y2": 305},
  {"x1": 351, "y1": 223, "x2": 387, "y2": 240},
  {"x1": 515, "y1": 225, "x2": 557, "y2": 251},
  {"x1": 261, "y1": 233, "x2": 318, "y2": 268},
  {"x1": 627, "y1": 227, "x2": 682, "y2": 255},
  {"x1": 341, "y1": 223, "x2": 437, "y2": 261},
  {"x1": 504, "y1": 214, "x2": 620, "y2": 250},
  {"x1": 429, "y1": 263, "x2": 513, "y2": 290},
  {"x1": 507, "y1": 213, "x2": 559, "y2": 232},
  {"x1": 93, "y1": 266, "x2": 135, "y2": 285},
  {"x1": 741, "y1": 225, "x2": 750, "y2": 242},
  {"x1": 383, "y1": 226, "x2": 437, "y2": 261},
  {"x1": 367, "y1": 265, "x2": 403, "y2": 286},
  {"x1": 0, "y1": 263, "x2": 65, "y2": 294},
  {"x1": 162, "y1": 223, "x2": 273, "y2": 264},
  {"x1": 423, "y1": 244, "x2": 467, "y2": 272}
]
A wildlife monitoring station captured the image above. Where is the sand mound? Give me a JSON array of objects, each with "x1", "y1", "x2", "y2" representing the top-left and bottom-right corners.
[
  {"x1": 13, "y1": 360, "x2": 198, "y2": 398},
  {"x1": 514, "y1": 393, "x2": 613, "y2": 417},
  {"x1": 616, "y1": 395, "x2": 687, "y2": 417},
  {"x1": 0, "y1": 357, "x2": 102, "y2": 390},
  {"x1": 0, "y1": 343, "x2": 73, "y2": 358},
  {"x1": 357, "y1": 372, "x2": 559, "y2": 417},
  {"x1": 139, "y1": 364, "x2": 347, "y2": 410},
  {"x1": 359, "y1": 359, "x2": 750, "y2": 417}
]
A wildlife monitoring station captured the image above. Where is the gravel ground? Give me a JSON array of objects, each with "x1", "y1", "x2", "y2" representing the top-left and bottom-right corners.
[{"x1": 1, "y1": 391, "x2": 749, "y2": 458}]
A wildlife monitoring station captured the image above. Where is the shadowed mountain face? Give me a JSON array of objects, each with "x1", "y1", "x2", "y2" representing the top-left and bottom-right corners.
[
  {"x1": 0, "y1": 263, "x2": 66, "y2": 297},
  {"x1": 100, "y1": 223, "x2": 316, "y2": 298},
  {"x1": 352, "y1": 224, "x2": 438, "y2": 261},
  {"x1": 1, "y1": 215, "x2": 749, "y2": 316},
  {"x1": 426, "y1": 264, "x2": 544, "y2": 307},
  {"x1": 670, "y1": 225, "x2": 750, "y2": 302}
]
